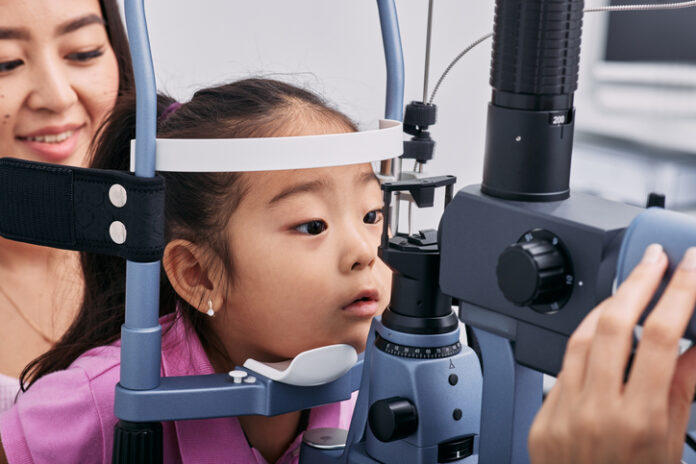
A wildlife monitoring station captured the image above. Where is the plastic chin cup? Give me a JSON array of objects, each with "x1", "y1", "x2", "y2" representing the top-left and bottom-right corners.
[{"x1": 243, "y1": 344, "x2": 358, "y2": 386}]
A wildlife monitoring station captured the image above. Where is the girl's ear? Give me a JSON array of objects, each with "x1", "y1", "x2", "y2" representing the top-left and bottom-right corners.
[{"x1": 163, "y1": 239, "x2": 225, "y2": 315}]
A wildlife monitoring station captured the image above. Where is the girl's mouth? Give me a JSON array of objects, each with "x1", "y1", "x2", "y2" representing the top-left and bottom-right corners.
[{"x1": 342, "y1": 290, "x2": 380, "y2": 318}]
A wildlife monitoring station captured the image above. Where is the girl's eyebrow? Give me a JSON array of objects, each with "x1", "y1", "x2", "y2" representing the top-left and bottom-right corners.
[
  {"x1": 268, "y1": 179, "x2": 330, "y2": 205},
  {"x1": 268, "y1": 170, "x2": 377, "y2": 205},
  {"x1": 0, "y1": 27, "x2": 30, "y2": 41}
]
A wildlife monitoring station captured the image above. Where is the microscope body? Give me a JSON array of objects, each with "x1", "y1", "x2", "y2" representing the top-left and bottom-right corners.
[
  {"x1": 362, "y1": 318, "x2": 481, "y2": 463},
  {"x1": 440, "y1": 185, "x2": 642, "y2": 375}
]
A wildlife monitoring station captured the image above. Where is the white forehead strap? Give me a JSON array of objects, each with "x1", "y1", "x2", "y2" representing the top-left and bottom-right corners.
[{"x1": 130, "y1": 119, "x2": 402, "y2": 172}]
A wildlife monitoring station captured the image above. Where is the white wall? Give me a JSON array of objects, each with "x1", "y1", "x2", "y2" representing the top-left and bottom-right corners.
[{"x1": 126, "y1": 0, "x2": 496, "y2": 229}]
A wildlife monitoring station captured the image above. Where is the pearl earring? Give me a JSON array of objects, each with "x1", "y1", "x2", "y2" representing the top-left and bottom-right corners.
[{"x1": 206, "y1": 299, "x2": 215, "y2": 317}]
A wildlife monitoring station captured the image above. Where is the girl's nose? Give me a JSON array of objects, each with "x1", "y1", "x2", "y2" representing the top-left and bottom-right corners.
[
  {"x1": 26, "y1": 59, "x2": 78, "y2": 113},
  {"x1": 340, "y1": 223, "x2": 378, "y2": 273}
]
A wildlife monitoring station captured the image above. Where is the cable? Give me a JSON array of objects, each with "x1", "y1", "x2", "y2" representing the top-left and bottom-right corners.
[
  {"x1": 585, "y1": 0, "x2": 696, "y2": 13},
  {"x1": 428, "y1": 32, "x2": 493, "y2": 104},
  {"x1": 428, "y1": 1, "x2": 696, "y2": 104}
]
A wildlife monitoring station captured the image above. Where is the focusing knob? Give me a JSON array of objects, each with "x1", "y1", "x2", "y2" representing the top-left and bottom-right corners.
[
  {"x1": 403, "y1": 101, "x2": 437, "y2": 128},
  {"x1": 496, "y1": 230, "x2": 573, "y2": 312},
  {"x1": 368, "y1": 397, "x2": 419, "y2": 442}
]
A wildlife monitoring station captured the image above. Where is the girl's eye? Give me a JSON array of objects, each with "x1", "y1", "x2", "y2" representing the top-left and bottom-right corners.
[
  {"x1": 364, "y1": 209, "x2": 384, "y2": 225},
  {"x1": 0, "y1": 59, "x2": 23, "y2": 73},
  {"x1": 295, "y1": 220, "x2": 328, "y2": 236},
  {"x1": 66, "y1": 48, "x2": 104, "y2": 63}
]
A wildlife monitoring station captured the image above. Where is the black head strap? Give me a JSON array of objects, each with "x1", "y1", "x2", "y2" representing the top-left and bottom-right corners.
[{"x1": 0, "y1": 158, "x2": 165, "y2": 262}]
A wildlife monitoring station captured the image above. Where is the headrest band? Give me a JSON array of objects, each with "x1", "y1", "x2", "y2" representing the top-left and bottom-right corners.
[{"x1": 130, "y1": 119, "x2": 403, "y2": 172}]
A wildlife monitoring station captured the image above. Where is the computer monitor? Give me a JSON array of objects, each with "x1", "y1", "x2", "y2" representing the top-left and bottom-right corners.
[{"x1": 576, "y1": 0, "x2": 696, "y2": 152}]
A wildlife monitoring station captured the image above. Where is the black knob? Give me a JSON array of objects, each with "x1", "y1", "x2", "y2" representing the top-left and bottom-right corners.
[
  {"x1": 403, "y1": 101, "x2": 437, "y2": 128},
  {"x1": 368, "y1": 397, "x2": 418, "y2": 442},
  {"x1": 646, "y1": 192, "x2": 665, "y2": 208},
  {"x1": 497, "y1": 238, "x2": 569, "y2": 307}
]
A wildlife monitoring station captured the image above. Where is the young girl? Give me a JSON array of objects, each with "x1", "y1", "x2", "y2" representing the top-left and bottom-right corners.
[{"x1": 0, "y1": 78, "x2": 392, "y2": 463}]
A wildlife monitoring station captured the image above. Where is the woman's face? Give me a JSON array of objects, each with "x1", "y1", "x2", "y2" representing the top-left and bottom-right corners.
[{"x1": 0, "y1": 0, "x2": 119, "y2": 166}]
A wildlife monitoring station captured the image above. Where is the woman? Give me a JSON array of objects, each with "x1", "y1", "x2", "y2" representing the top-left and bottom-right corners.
[{"x1": 0, "y1": 0, "x2": 132, "y2": 412}]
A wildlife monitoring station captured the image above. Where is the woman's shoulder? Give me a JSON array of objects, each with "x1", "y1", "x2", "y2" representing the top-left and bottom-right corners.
[
  {"x1": 0, "y1": 351, "x2": 121, "y2": 464},
  {"x1": 22, "y1": 344, "x2": 122, "y2": 426},
  {"x1": 0, "y1": 314, "x2": 181, "y2": 464}
]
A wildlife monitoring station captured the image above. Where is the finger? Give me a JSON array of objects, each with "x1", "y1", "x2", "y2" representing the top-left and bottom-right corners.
[
  {"x1": 668, "y1": 346, "x2": 696, "y2": 433},
  {"x1": 628, "y1": 247, "x2": 696, "y2": 400},
  {"x1": 529, "y1": 375, "x2": 564, "y2": 464},
  {"x1": 666, "y1": 346, "x2": 696, "y2": 460},
  {"x1": 558, "y1": 300, "x2": 605, "y2": 392},
  {"x1": 584, "y1": 244, "x2": 667, "y2": 393}
]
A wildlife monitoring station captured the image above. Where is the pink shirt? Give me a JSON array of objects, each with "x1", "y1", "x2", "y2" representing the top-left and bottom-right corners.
[{"x1": 0, "y1": 313, "x2": 356, "y2": 463}]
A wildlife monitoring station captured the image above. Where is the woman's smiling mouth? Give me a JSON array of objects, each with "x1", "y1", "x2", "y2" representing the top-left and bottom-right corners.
[{"x1": 16, "y1": 125, "x2": 84, "y2": 162}]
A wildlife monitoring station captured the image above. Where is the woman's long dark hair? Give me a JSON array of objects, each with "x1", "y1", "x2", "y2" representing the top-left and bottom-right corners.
[
  {"x1": 20, "y1": 78, "x2": 357, "y2": 389},
  {"x1": 99, "y1": 0, "x2": 134, "y2": 94}
]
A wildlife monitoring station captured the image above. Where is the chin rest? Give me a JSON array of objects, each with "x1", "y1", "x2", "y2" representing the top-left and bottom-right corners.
[{"x1": 243, "y1": 344, "x2": 358, "y2": 386}]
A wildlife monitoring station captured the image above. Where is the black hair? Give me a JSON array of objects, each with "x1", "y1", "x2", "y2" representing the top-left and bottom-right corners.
[{"x1": 99, "y1": 0, "x2": 134, "y2": 95}]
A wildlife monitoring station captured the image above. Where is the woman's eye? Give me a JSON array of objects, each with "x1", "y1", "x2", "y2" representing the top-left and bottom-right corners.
[
  {"x1": 364, "y1": 209, "x2": 384, "y2": 225},
  {"x1": 0, "y1": 59, "x2": 23, "y2": 73},
  {"x1": 66, "y1": 48, "x2": 104, "y2": 63},
  {"x1": 295, "y1": 220, "x2": 328, "y2": 236}
]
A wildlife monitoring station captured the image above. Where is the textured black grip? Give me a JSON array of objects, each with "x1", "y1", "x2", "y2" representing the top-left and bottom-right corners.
[
  {"x1": 403, "y1": 101, "x2": 437, "y2": 128},
  {"x1": 112, "y1": 420, "x2": 163, "y2": 464},
  {"x1": 490, "y1": 0, "x2": 584, "y2": 97}
]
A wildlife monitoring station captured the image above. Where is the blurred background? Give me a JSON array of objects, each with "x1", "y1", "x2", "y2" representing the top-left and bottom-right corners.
[{"x1": 126, "y1": 0, "x2": 696, "y2": 228}]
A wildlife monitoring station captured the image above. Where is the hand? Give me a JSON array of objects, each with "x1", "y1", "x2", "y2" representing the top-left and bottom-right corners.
[{"x1": 529, "y1": 244, "x2": 696, "y2": 464}]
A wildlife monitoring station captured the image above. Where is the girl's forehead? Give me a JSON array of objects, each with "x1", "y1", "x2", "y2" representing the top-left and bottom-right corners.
[{"x1": 244, "y1": 163, "x2": 378, "y2": 202}]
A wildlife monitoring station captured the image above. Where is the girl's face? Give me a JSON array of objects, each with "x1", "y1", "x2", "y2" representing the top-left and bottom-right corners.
[
  {"x1": 215, "y1": 162, "x2": 392, "y2": 365},
  {"x1": 0, "y1": 0, "x2": 119, "y2": 166}
]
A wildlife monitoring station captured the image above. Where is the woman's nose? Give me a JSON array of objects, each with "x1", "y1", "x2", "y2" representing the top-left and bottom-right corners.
[{"x1": 26, "y1": 59, "x2": 78, "y2": 113}]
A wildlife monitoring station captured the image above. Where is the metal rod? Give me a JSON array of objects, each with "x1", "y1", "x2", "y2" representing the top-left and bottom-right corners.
[
  {"x1": 122, "y1": 0, "x2": 162, "y2": 391},
  {"x1": 381, "y1": 190, "x2": 392, "y2": 249},
  {"x1": 377, "y1": 0, "x2": 405, "y2": 121},
  {"x1": 376, "y1": 0, "x2": 405, "y2": 234},
  {"x1": 408, "y1": 201, "x2": 413, "y2": 236},
  {"x1": 423, "y1": 0, "x2": 434, "y2": 103},
  {"x1": 393, "y1": 191, "x2": 401, "y2": 235}
]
